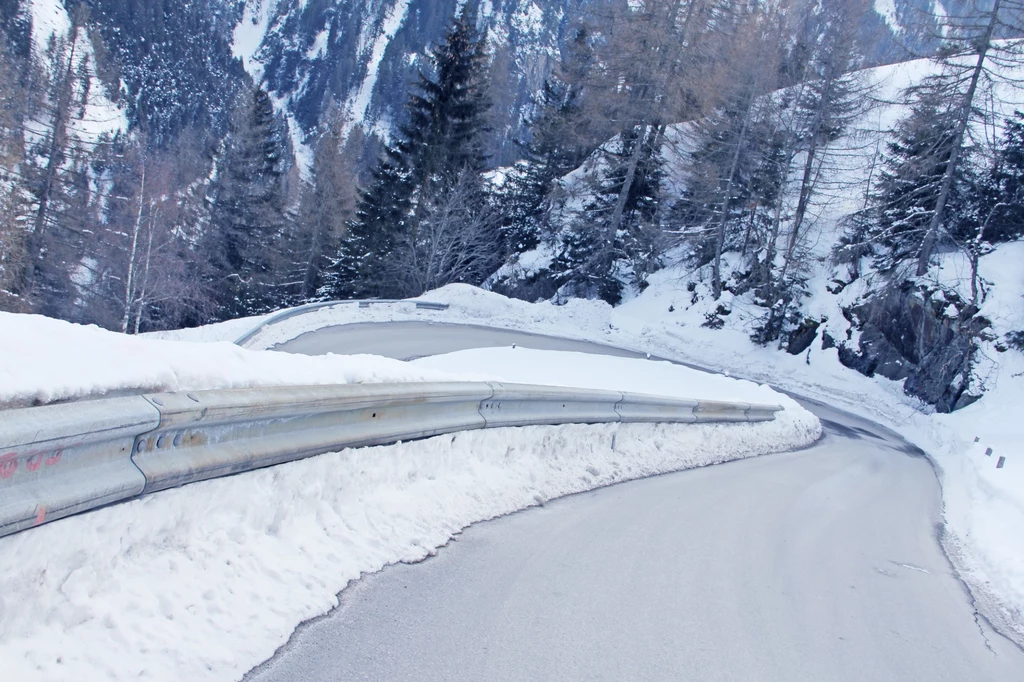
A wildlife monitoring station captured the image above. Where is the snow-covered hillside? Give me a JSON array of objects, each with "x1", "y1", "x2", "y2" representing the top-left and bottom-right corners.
[
  {"x1": 496, "y1": 50, "x2": 1024, "y2": 412},
  {"x1": 24, "y1": 0, "x2": 127, "y2": 143},
  {"x1": 225, "y1": 0, "x2": 926, "y2": 161},
  {"x1": 230, "y1": 0, "x2": 571, "y2": 163}
]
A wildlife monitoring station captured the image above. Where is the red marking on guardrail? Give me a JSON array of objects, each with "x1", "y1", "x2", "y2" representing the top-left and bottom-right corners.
[
  {"x1": 0, "y1": 453, "x2": 16, "y2": 479},
  {"x1": 0, "y1": 446, "x2": 70, "y2": 480},
  {"x1": 34, "y1": 506, "x2": 46, "y2": 525}
]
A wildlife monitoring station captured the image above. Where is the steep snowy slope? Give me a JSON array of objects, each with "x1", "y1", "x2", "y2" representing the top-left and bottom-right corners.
[
  {"x1": 232, "y1": 0, "x2": 578, "y2": 164},
  {"x1": 3, "y1": 1, "x2": 950, "y2": 161}
]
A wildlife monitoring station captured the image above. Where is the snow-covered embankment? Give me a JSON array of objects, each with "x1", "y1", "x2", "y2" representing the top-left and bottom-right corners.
[{"x1": 0, "y1": 317, "x2": 818, "y2": 681}]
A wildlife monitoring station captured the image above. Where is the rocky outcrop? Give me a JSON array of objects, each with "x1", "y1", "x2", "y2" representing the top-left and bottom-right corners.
[
  {"x1": 835, "y1": 285, "x2": 987, "y2": 412},
  {"x1": 786, "y1": 317, "x2": 822, "y2": 355}
]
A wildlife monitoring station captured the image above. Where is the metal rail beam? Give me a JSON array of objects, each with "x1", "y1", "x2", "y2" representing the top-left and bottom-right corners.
[{"x1": 0, "y1": 383, "x2": 781, "y2": 538}]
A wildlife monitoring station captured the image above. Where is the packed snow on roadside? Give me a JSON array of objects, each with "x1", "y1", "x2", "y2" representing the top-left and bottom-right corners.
[
  {"x1": 0, "y1": 312, "x2": 472, "y2": 408},
  {"x1": 0, "y1": 350, "x2": 818, "y2": 682}
]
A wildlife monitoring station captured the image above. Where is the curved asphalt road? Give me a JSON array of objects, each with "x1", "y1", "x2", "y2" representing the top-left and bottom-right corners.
[{"x1": 243, "y1": 322, "x2": 1023, "y2": 681}]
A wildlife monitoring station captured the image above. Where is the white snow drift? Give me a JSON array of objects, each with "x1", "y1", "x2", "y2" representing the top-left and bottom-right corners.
[{"x1": 0, "y1": 311, "x2": 473, "y2": 408}]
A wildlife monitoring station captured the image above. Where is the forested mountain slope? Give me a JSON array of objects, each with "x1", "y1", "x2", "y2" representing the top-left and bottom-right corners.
[
  {"x1": 1, "y1": 0, "x2": 1021, "y2": 414},
  {"x1": 3, "y1": 0, "x2": 941, "y2": 159}
]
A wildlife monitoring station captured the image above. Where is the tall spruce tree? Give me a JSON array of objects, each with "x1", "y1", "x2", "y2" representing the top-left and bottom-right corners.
[
  {"x1": 206, "y1": 83, "x2": 290, "y2": 318},
  {"x1": 903, "y1": 0, "x2": 1024, "y2": 275},
  {"x1": 499, "y1": 26, "x2": 596, "y2": 257},
  {"x1": 956, "y1": 110, "x2": 1024, "y2": 304},
  {"x1": 752, "y1": 0, "x2": 874, "y2": 344},
  {"x1": 977, "y1": 111, "x2": 1024, "y2": 244},
  {"x1": 293, "y1": 108, "x2": 362, "y2": 302},
  {"x1": 547, "y1": 0, "x2": 716, "y2": 305},
  {"x1": 867, "y1": 83, "x2": 974, "y2": 273},
  {"x1": 334, "y1": 6, "x2": 493, "y2": 299}
]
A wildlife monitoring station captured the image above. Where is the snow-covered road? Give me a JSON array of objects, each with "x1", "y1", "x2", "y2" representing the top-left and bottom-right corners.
[{"x1": 244, "y1": 322, "x2": 1024, "y2": 681}]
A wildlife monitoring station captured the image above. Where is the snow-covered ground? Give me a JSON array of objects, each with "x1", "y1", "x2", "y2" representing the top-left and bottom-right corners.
[
  {"x1": 26, "y1": 0, "x2": 128, "y2": 144},
  {"x1": 0, "y1": 311, "x2": 471, "y2": 408},
  {"x1": 0, "y1": 346, "x2": 816, "y2": 682},
  {"x1": 1, "y1": 42, "x2": 1020, "y2": 677}
]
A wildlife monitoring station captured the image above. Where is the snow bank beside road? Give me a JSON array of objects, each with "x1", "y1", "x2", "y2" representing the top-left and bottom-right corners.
[
  {"x1": 930, "y1": 376, "x2": 1024, "y2": 645},
  {"x1": 0, "y1": 312, "x2": 468, "y2": 407},
  {"x1": 0, "y1": 412, "x2": 818, "y2": 682}
]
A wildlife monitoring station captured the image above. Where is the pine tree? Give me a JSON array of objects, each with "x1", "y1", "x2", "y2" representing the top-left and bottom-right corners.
[
  {"x1": 499, "y1": 27, "x2": 596, "y2": 257},
  {"x1": 956, "y1": 110, "x2": 1024, "y2": 304},
  {"x1": 672, "y1": 2, "x2": 789, "y2": 300},
  {"x1": 977, "y1": 111, "x2": 1024, "y2": 244},
  {"x1": 553, "y1": 125, "x2": 664, "y2": 304},
  {"x1": 332, "y1": 154, "x2": 414, "y2": 299},
  {"x1": 333, "y1": 6, "x2": 493, "y2": 298},
  {"x1": 206, "y1": 84, "x2": 290, "y2": 318},
  {"x1": 867, "y1": 83, "x2": 974, "y2": 272},
  {"x1": 402, "y1": 6, "x2": 491, "y2": 190},
  {"x1": 752, "y1": 0, "x2": 874, "y2": 345},
  {"x1": 293, "y1": 109, "x2": 361, "y2": 301},
  {"x1": 905, "y1": 0, "x2": 1024, "y2": 275},
  {"x1": 676, "y1": 95, "x2": 780, "y2": 281}
]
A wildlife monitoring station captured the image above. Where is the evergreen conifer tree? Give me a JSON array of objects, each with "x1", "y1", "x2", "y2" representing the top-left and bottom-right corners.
[
  {"x1": 499, "y1": 27, "x2": 595, "y2": 257},
  {"x1": 333, "y1": 7, "x2": 493, "y2": 298},
  {"x1": 676, "y1": 99, "x2": 776, "y2": 270},
  {"x1": 868, "y1": 84, "x2": 974, "y2": 272},
  {"x1": 293, "y1": 110, "x2": 361, "y2": 302},
  {"x1": 206, "y1": 84, "x2": 289, "y2": 318},
  {"x1": 977, "y1": 111, "x2": 1024, "y2": 243},
  {"x1": 552, "y1": 125, "x2": 664, "y2": 305}
]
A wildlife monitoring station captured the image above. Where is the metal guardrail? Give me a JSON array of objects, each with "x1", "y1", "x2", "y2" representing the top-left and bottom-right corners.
[
  {"x1": 234, "y1": 299, "x2": 451, "y2": 347},
  {"x1": 0, "y1": 397, "x2": 160, "y2": 536},
  {"x1": 0, "y1": 382, "x2": 782, "y2": 538}
]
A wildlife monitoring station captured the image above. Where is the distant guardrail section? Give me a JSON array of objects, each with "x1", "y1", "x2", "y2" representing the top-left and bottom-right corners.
[
  {"x1": 0, "y1": 382, "x2": 782, "y2": 538},
  {"x1": 234, "y1": 299, "x2": 450, "y2": 347}
]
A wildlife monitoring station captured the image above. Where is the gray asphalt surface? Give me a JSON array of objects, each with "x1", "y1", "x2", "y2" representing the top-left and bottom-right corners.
[
  {"x1": 275, "y1": 321, "x2": 646, "y2": 360},
  {"x1": 249, "y1": 322, "x2": 1023, "y2": 681}
]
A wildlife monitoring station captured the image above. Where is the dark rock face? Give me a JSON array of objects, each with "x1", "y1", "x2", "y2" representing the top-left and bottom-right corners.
[
  {"x1": 836, "y1": 287, "x2": 987, "y2": 412},
  {"x1": 786, "y1": 317, "x2": 821, "y2": 355}
]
